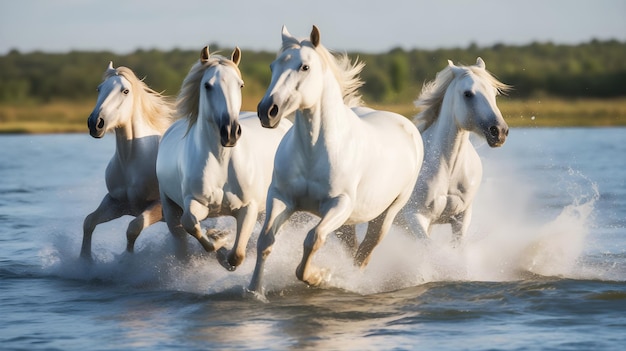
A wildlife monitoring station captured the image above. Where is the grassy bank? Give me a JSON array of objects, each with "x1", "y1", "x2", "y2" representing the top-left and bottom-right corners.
[{"x1": 1, "y1": 97, "x2": 626, "y2": 134}]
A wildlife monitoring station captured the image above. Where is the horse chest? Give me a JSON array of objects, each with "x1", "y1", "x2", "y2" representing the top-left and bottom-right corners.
[{"x1": 106, "y1": 159, "x2": 158, "y2": 202}]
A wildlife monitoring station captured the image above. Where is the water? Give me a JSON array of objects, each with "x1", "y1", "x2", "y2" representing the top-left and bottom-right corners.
[{"x1": 1, "y1": 128, "x2": 625, "y2": 351}]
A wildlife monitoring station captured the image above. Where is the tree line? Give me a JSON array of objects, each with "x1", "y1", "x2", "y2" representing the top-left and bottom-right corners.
[{"x1": 0, "y1": 39, "x2": 624, "y2": 105}]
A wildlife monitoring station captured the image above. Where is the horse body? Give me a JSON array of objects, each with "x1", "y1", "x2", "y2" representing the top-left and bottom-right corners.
[
  {"x1": 249, "y1": 26, "x2": 423, "y2": 294},
  {"x1": 156, "y1": 47, "x2": 291, "y2": 269},
  {"x1": 81, "y1": 62, "x2": 174, "y2": 260},
  {"x1": 400, "y1": 58, "x2": 509, "y2": 241}
]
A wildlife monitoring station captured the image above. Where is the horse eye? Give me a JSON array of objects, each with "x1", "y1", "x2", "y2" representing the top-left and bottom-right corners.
[
  {"x1": 240, "y1": 82, "x2": 245, "y2": 89},
  {"x1": 96, "y1": 87, "x2": 100, "y2": 92},
  {"x1": 204, "y1": 81, "x2": 211, "y2": 90},
  {"x1": 464, "y1": 91, "x2": 474, "y2": 98},
  {"x1": 301, "y1": 64, "x2": 310, "y2": 71},
  {"x1": 122, "y1": 88, "x2": 129, "y2": 95}
]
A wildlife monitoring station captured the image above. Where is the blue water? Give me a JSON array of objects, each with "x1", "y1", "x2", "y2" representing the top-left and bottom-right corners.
[{"x1": 1, "y1": 128, "x2": 625, "y2": 350}]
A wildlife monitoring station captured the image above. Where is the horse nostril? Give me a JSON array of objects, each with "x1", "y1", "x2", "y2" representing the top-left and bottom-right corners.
[
  {"x1": 236, "y1": 124, "x2": 242, "y2": 137},
  {"x1": 97, "y1": 118, "x2": 105, "y2": 129},
  {"x1": 505, "y1": 128, "x2": 509, "y2": 136},
  {"x1": 269, "y1": 104, "x2": 279, "y2": 118},
  {"x1": 489, "y1": 126, "x2": 499, "y2": 137}
]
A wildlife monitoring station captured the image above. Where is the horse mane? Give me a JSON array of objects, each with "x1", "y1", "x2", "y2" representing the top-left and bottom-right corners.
[
  {"x1": 103, "y1": 66, "x2": 175, "y2": 133},
  {"x1": 413, "y1": 63, "x2": 510, "y2": 132},
  {"x1": 280, "y1": 37, "x2": 365, "y2": 107},
  {"x1": 177, "y1": 54, "x2": 242, "y2": 131}
]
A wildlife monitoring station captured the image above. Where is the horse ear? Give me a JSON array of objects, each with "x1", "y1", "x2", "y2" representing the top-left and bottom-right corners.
[
  {"x1": 231, "y1": 46, "x2": 241, "y2": 66},
  {"x1": 476, "y1": 57, "x2": 486, "y2": 69},
  {"x1": 106, "y1": 61, "x2": 116, "y2": 74},
  {"x1": 447, "y1": 59, "x2": 464, "y2": 76},
  {"x1": 281, "y1": 25, "x2": 293, "y2": 43},
  {"x1": 201, "y1": 46, "x2": 210, "y2": 63},
  {"x1": 310, "y1": 25, "x2": 321, "y2": 47}
]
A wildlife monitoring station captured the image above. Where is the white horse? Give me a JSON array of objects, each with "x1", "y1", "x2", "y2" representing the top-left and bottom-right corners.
[
  {"x1": 156, "y1": 46, "x2": 292, "y2": 270},
  {"x1": 82, "y1": 62, "x2": 175, "y2": 260},
  {"x1": 399, "y1": 58, "x2": 510, "y2": 242},
  {"x1": 248, "y1": 25, "x2": 423, "y2": 294}
]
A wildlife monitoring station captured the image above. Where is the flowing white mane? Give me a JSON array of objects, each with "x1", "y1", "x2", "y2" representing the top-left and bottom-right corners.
[
  {"x1": 103, "y1": 66, "x2": 174, "y2": 133},
  {"x1": 176, "y1": 54, "x2": 242, "y2": 129},
  {"x1": 413, "y1": 63, "x2": 510, "y2": 132},
  {"x1": 279, "y1": 37, "x2": 365, "y2": 107}
]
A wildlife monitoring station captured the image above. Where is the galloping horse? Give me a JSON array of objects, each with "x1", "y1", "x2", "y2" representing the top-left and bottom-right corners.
[
  {"x1": 248, "y1": 25, "x2": 423, "y2": 295},
  {"x1": 156, "y1": 47, "x2": 291, "y2": 269},
  {"x1": 399, "y1": 58, "x2": 510, "y2": 242},
  {"x1": 82, "y1": 62, "x2": 174, "y2": 260}
]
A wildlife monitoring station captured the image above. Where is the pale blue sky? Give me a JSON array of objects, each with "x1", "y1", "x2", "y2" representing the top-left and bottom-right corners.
[{"x1": 1, "y1": 0, "x2": 624, "y2": 54}]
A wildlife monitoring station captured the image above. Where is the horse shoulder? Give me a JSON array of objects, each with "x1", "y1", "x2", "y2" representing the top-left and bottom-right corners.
[{"x1": 156, "y1": 119, "x2": 190, "y2": 205}]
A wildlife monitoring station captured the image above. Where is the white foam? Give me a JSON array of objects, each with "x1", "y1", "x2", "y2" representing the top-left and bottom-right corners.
[{"x1": 38, "y1": 158, "x2": 604, "y2": 296}]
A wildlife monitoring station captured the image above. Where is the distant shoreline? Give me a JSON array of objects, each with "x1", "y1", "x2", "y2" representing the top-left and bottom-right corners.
[{"x1": 1, "y1": 97, "x2": 625, "y2": 134}]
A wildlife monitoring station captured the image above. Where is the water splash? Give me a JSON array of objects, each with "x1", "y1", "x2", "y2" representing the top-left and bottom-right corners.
[{"x1": 38, "y1": 163, "x2": 603, "y2": 296}]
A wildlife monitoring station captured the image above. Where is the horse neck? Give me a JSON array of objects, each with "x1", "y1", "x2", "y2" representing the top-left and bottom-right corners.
[
  {"x1": 113, "y1": 105, "x2": 161, "y2": 160},
  {"x1": 427, "y1": 96, "x2": 472, "y2": 165},
  {"x1": 293, "y1": 73, "x2": 351, "y2": 151},
  {"x1": 191, "y1": 113, "x2": 230, "y2": 159}
]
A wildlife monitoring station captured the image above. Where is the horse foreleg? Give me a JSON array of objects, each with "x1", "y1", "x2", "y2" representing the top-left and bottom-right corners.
[
  {"x1": 296, "y1": 195, "x2": 353, "y2": 287},
  {"x1": 248, "y1": 197, "x2": 292, "y2": 295},
  {"x1": 398, "y1": 207, "x2": 431, "y2": 239},
  {"x1": 162, "y1": 194, "x2": 189, "y2": 259},
  {"x1": 415, "y1": 213, "x2": 432, "y2": 239},
  {"x1": 218, "y1": 202, "x2": 259, "y2": 271},
  {"x1": 125, "y1": 200, "x2": 163, "y2": 253},
  {"x1": 335, "y1": 224, "x2": 358, "y2": 257},
  {"x1": 81, "y1": 194, "x2": 126, "y2": 260},
  {"x1": 182, "y1": 199, "x2": 218, "y2": 252},
  {"x1": 451, "y1": 206, "x2": 472, "y2": 245}
]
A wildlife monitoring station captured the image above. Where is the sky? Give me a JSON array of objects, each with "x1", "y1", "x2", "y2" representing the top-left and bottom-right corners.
[{"x1": 1, "y1": 0, "x2": 624, "y2": 55}]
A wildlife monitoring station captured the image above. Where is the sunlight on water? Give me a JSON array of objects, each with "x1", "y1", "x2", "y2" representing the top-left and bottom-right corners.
[{"x1": 37, "y1": 150, "x2": 607, "y2": 297}]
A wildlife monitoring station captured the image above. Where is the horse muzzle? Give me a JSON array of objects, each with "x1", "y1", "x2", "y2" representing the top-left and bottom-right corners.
[
  {"x1": 220, "y1": 121, "x2": 242, "y2": 147},
  {"x1": 87, "y1": 112, "x2": 106, "y2": 138},
  {"x1": 485, "y1": 124, "x2": 509, "y2": 147},
  {"x1": 257, "y1": 98, "x2": 281, "y2": 129}
]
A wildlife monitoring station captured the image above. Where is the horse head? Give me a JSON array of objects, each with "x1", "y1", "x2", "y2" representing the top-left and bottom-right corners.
[
  {"x1": 198, "y1": 46, "x2": 244, "y2": 147},
  {"x1": 448, "y1": 58, "x2": 509, "y2": 147},
  {"x1": 257, "y1": 25, "x2": 325, "y2": 128},
  {"x1": 87, "y1": 62, "x2": 134, "y2": 138}
]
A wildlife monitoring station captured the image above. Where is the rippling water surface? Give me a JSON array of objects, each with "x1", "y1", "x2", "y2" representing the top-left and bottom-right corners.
[{"x1": 1, "y1": 128, "x2": 625, "y2": 350}]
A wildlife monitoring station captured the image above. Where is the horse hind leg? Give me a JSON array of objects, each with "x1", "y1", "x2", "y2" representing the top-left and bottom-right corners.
[
  {"x1": 354, "y1": 210, "x2": 387, "y2": 268},
  {"x1": 81, "y1": 194, "x2": 126, "y2": 261},
  {"x1": 355, "y1": 195, "x2": 408, "y2": 268},
  {"x1": 125, "y1": 200, "x2": 163, "y2": 253}
]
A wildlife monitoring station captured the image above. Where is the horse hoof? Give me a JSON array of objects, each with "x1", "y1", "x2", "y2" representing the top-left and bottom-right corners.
[
  {"x1": 216, "y1": 248, "x2": 237, "y2": 271},
  {"x1": 303, "y1": 268, "x2": 331, "y2": 287},
  {"x1": 244, "y1": 287, "x2": 269, "y2": 303}
]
